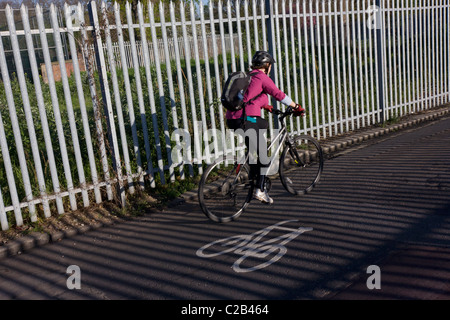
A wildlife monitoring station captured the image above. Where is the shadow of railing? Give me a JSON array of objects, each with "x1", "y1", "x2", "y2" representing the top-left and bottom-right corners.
[{"x1": 0, "y1": 117, "x2": 449, "y2": 300}]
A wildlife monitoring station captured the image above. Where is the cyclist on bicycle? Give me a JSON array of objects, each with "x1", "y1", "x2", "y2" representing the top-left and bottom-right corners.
[{"x1": 226, "y1": 51, "x2": 305, "y2": 204}]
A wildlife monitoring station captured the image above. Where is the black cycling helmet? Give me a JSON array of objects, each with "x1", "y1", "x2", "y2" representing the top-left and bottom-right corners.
[{"x1": 251, "y1": 51, "x2": 276, "y2": 69}]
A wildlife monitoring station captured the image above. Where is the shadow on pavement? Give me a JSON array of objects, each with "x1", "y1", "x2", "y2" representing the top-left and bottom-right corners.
[{"x1": 0, "y1": 117, "x2": 449, "y2": 300}]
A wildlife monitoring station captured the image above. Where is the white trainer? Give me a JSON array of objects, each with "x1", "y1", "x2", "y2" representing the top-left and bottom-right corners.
[{"x1": 254, "y1": 188, "x2": 274, "y2": 204}]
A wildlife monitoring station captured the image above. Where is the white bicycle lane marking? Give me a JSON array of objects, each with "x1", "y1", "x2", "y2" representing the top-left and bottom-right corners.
[{"x1": 196, "y1": 220, "x2": 313, "y2": 273}]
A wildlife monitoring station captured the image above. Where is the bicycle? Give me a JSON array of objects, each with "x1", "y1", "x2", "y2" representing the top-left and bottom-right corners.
[{"x1": 198, "y1": 106, "x2": 324, "y2": 223}]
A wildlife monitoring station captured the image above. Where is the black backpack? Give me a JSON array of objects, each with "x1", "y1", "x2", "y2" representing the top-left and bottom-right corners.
[{"x1": 221, "y1": 71, "x2": 263, "y2": 112}]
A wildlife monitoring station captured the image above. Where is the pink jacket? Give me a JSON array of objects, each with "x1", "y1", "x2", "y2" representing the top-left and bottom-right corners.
[{"x1": 226, "y1": 69, "x2": 292, "y2": 119}]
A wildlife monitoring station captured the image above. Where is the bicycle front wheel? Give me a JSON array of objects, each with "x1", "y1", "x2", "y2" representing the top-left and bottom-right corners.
[
  {"x1": 279, "y1": 135, "x2": 324, "y2": 195},
  {"x1": 198, "y1": 156, "x2": 254, "y2": 223}
]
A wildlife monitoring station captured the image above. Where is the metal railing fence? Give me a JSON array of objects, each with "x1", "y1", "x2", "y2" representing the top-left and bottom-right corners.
[{"x1": 0, "y1": 0, "x2": 449, "y2": 230}]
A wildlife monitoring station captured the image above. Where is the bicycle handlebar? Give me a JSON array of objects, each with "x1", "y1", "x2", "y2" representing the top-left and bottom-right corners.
[{"x1": 272, "y1": 105, "x2": 304, "y2": 118}]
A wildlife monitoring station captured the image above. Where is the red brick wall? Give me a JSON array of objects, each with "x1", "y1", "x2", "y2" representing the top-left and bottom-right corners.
[{"x1": 40, "y1": 53, "x2": 86, "y2": 84}]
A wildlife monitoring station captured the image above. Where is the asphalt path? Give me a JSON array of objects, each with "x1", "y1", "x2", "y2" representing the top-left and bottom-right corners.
[{"x1": 0, "y1": 114, "x2": 449, "y2": 302}]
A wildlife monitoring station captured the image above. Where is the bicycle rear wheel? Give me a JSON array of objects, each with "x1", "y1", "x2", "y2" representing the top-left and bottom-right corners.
[
  {"x1": 198, "y1": 156, "x2": 254, "y2": 223},
  {"x1": 279, "y1": 135, "x2": 324, "y2": 195}
]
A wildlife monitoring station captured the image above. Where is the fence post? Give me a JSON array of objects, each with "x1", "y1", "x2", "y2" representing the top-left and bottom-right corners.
[
  {"x1": 265, "y1": 0, "x2": 278, "y2": 129},
  {"x1": 375, "y1": 0, "x2": 386, "y2": 124},
  {"x1": 87, "y1": 1, "x2": 126, "y2": 207}
]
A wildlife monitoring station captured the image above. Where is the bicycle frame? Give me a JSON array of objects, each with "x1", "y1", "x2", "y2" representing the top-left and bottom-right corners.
[{"x1": 234, "y1": 111, "x2": 292, "y2": 180}]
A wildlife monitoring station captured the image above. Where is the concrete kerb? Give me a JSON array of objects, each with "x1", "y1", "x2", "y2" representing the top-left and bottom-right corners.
[
  {"x1": 0, "y1": 105, "x2": 449, "y2": 261},
  {"x1": 0, "y1": 216, "x2": 121, "y2": 260}
]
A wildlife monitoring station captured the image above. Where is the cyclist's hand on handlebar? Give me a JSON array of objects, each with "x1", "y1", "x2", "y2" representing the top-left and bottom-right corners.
[{"x1": 293, "y1": 104, "x2": 306, "y2": 117}]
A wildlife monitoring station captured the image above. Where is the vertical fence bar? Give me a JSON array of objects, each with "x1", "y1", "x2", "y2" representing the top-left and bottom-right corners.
[
  {"x1": 51, "y1": 4, "x2": 90, "y2": 207},
  {"x1": 101, "y1": 1, "x2": 135, "y2": 195},
  {"x1": 362, "y1": 0, "x2": 371, "y2": 126},
  {"x1": 356, "y1": 0, "x2": 365, "y2": 127},
  {"x1": 376, "y1": 0, "x2": 386, "y2": 123},
  {"x1": 127, "y1": 2, "x2": 161, "y2": 185},
  {"x1": 438, "y1": 0, "x2": 442, "y2": 104},
  {"x1": 340, "y1": 0, "x2": 349, "y2": 130},
  {"x1": 88, "y1": 1, "x2": 125, "y2": 206},
  {"x1": 275, "y1": 0, "x2": 285, "y2": 116},
  {"x1": 235, "y1": 0, "x2": 245, "y2": 71},
  {"x1": 447, "y1": 0, "x2": 450, "y2": 103},
  {"x1": 303, "y1": 0, "x2": 314, "y2": 136},
  {"x1": 0, "y1": 38, "x2": 22, "y2": 227},
  {"x1": 423, "y1": 0, "x2": 428, "y2": 109},
  {"x1": 113, "y1": 2, "x2": 145, "y2": 190},
  {"x1": 289, "y1": 0, "x2": 299, "y2": 134},
  {"x1": 266, "y1": 0, "x2": 276, "y2": 136},
  {"x1": 297, "y1": 0, "x2": 307, "y2": 134},
  {"x1": 431, "y1": 0, "x2": 436, "y2": 105},
  {"x1": 386, "y1": 0, "x2": 393, "y2": 117},
  {"x1": 199, "y1": 3, "x2": 219, "y2": 161},
  {"x1": 374, "y1": 0, "x2": 380, "y2": 121},
  {"x1": 209, "y1": 1, "x2": 227, "y2": 159},
  {"x1": 310, "y1": 0, "x2": 321, "y2": 137},
  {"x1": 0, "y1": 188, "x2": 7, "y2": 231},
  {"x1": 346, "y1": 0, "x2": 355, "y2": 130},
  {"x1": 180, "y1": 1, "x2": 203, "y2": 174},
  {"x1": 261, "y1": 0, "x2": 267, "y2": 52},
  {"x1": 398, "y1": 0, "x2": 403, "y2": 116},
  {"x1": 352, "y1": 0, "x2": 360, "y2": 128},
  {"x1": 334, "y1": 0, "x2": 344, "y2": 132},
  {"x1": 419, "y1": 0, "x2": 424, "y2": 111},
  {"x1": 425, "y1": 0, "x2": 429, "y2": 109},
  {"x1": 387, "y1": 0, "x2": 392, "y2": 117},
  {"x1": 410, "y1": 0, "x2": 416, "y2": 112},
  {"x1": 364, "y1": 0, "x2": 376, "y2": 125},
  {"x1": 81, "y1": 4, "x2": 113, "y2": 201},
  {"x1": 21, "y1": 4, "x2": 64, "y2": 214},
  {"x1": 244, "y1": 0, "x2": 252, "y2": 68},
  {"x1": 414, "y1": 0, "x2": 419, "y2": 112},
  {"x1": 7, "y1": 5, "x2": 49, "y2": 220},
  {"x1": 447, "y1": 0, "x2": 449, "y2": 103},
  {"x1": 227, "y1": 0, "x2": 237, "y2": 73},
  {"x1": 322, "y1": 0, "x2": 332, "y2": 137},
  {"x1": 3, "y1": 6, "x2": 37, "y2": 219},
  {"x1": 189, "y1": 1, "x2": 210, "y2": 164},
  {"x1": 218, "y1": 0, "x2": 229, "y2": 80},
  {"x1": 418, "y1": 0, "x2": 423, "y2": 109},
  {"x1": 401, "y1": 0, "x2": 407, "y2": 115},
  {"x1": 437, "y1": 0, "x2": 442, "y2": 105},
  {"x1": 426, "y1": 0, "x2": 430, "y2": 109},
  {"x1": 429, "y1": 0, "x2": 434, "y2": 106},
  {"x1": 382, "y1": 0, "x2": 388, "y2": 121},
  {"x1": 442, "y1": 0, "x2": 445, "y2": 104},
  {"x1": 282, "y1": 0, "x2": 294, "y2": 132},
  {"x1": 371, "y1": 0, "x2": 377, "y2": 123},
  {"x1": 148, "y1": 1, "x2": 175, "y2": 181},
  {"x1": 171, "y1": 2, "x2": 194, "y2": 176},
  {"x1": 315, "y1": 0, "x2": 326, "y2": 137},
  {"x1": 393, "y1": 0, "x2": 399, "y2": 117},
  {"x1": 252, "y1": 0, "x2": 260, "y2": 52},
  {"x1": 67, "y1": 3, "x2": 103, "y2": 204},
  {"x1": 159, "y1": 2, "x2": 184, "y2": 179},
  {"x1": 406, "y1": 0, "x2": 412, "y2": 114}
]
